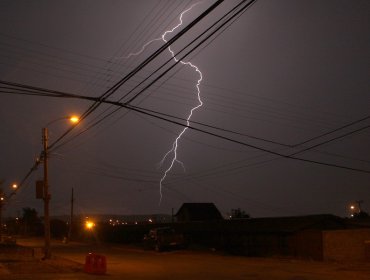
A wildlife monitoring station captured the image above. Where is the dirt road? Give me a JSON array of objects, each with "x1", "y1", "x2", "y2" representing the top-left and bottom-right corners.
[{"x1": 1, "y1": 237, "x2": 369, "y2": 279}]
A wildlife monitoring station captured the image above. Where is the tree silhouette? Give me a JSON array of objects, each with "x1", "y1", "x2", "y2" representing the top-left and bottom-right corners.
[{"x1": 230, "y1": 208, "x2": 250, "y2": 219}]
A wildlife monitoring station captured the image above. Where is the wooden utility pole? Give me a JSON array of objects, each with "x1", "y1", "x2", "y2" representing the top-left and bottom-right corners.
[
  {"x1": 42, "y1": 127, "x2": 51, "y2": 259},
  {"x1": 0, "y1": 190, "x2": 4, "y2": 243},
  {"x1": 356, "y1": 200, "x2": 364, "y2": 212},
  {"x1": 68, "y1": 187, "x2": 74, "y2": 241}
]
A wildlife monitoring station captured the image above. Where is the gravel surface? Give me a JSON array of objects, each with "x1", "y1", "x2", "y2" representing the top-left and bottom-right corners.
[{"x1": 0, "y1": 244, "x2": 82, "y2": 276}]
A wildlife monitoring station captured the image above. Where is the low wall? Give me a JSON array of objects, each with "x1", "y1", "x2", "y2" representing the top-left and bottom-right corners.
[{"x1": 323, "y1": 229, "x2": 370, "y2": 261}]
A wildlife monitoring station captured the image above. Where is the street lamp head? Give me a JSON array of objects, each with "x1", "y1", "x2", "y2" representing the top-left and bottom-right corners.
[
  {"x1": 69, "y1": 116, "x2": 79, "y2": 124},
  {"x1": 12, "y1": 184, "x2": 18, "y2": 190},
  {"x1": 45, "y1": 115, "x2": 80, "y2": 127},
  {"x1": 85, "y1": 221, "x2": 95, "y2": 230}
]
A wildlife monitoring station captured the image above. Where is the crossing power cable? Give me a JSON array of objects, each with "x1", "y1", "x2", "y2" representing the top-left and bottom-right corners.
[
  {"x1": 2, "y1": 82, "x2": 369, "y2": 175},
  {"x1": 2, "y1": 88, "x2": 370, "y2": 205},
  {"x1": 65, "y1": 0, "x2": 255, "y2": 146},
  {"x1": 28, "y1": 0, "x2": 254, "y2": 153},
  {"x1": 47, "y1": 0, "x2": 225, "y2": 152},
  {"x1": 1, "y1": 79, "x2": 369, "y2": 157}
]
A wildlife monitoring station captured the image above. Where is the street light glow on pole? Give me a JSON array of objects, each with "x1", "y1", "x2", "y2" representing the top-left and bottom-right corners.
[
  {"x1": 69, "y1": 115, "x2": 79, "y2": 124},
  {"x1": 42, "y1": 114, "x2": 79, "y2": 259}
]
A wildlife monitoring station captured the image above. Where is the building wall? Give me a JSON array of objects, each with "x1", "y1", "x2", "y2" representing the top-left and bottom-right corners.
[
  {"x1": 323, "y1": 229, "x2": 370, "y2": 261},
  {"x1": 288, "y1": 230, "x2": 323, "y2": 260}
]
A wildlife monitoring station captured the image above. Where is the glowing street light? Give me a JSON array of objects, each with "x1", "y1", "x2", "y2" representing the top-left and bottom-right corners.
[
  {"x1": 11, "y1": 184, "x2": 18, "y2": 190},
  {"x1": 69, "y1": 115, "x2": 79, "y2": 124},
  {"x1": 85, "y1": 221, "x2": 95, "y2": 230}
]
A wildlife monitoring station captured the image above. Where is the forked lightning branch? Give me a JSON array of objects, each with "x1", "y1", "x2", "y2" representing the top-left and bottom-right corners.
[{"x1": 122, "y1": 3, "x2": 203, "y2": 203}]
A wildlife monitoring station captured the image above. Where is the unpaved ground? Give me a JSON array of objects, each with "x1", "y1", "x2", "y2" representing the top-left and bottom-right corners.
[
  {"x1": 0, "y1": 245, "x2": 82, "y2": 277},
  {"x1": 1, "y1": 238, "x2": 370, "y2": 280}
]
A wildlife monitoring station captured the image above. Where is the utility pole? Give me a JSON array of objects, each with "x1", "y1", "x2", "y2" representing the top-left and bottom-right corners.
[
  {"x1": 356, "y1": 200, "x2": 364, "y2": 212},
  {"x1": 68, "y1": 187, "x2": 74, "y2": 242},
  {"x1": 0, "y1": 189, "x2": 4, "y2": 243},
  {"x1": 39, "y1": 115, "x2": 79, "y2": 258},
  {"x1": 42, "y1": 127, "x2": 51, "y2": 259}
]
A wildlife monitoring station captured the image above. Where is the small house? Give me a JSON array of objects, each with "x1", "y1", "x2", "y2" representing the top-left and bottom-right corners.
[{"x1": 175, "y1": 203, "x2": 223, "y2": 222}]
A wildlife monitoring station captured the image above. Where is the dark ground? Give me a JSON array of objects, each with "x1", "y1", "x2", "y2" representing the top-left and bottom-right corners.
[{"x1": 1, "y1": 237, "x2": 370, "y2": 280}]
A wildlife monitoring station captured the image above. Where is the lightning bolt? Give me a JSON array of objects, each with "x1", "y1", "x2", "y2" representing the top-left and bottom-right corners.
[
  {"x1": 120, "y1": 38, "x2": 163, "y2": 59},
  {"x1": 119, "y1": 3, "x2": 203, "y2": 203},
  {"x1": 158, "y1": 3, "x2": 203, "y2": 203}
]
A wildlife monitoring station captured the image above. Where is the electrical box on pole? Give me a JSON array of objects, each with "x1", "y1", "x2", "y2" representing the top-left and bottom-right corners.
[{"x1": 36, "y1": 180, "x2": 44, "y2": 199}]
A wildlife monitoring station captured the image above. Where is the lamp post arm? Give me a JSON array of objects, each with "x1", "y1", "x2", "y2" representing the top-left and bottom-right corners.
[{"x1": 45, "y1": 116, "x2": 69, "y2": 127}]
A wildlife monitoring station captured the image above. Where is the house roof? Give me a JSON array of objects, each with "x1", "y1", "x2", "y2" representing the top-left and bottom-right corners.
[
  {"x1": 175, "y1": 203, "x2": 223, "y2": 221},
  {"x1": 227, "y1": 214, "x2": 346, "y2": 233}
]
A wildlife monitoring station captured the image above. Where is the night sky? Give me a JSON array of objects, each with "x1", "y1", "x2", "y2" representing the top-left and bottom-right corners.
[{"x1": 0, "y1": 0, "x2": 369, "y2": 219}]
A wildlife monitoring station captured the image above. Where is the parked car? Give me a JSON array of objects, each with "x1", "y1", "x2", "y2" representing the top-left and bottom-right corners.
[{"x1": 143, "y1": 227, "x2": 185, "y2": 252}]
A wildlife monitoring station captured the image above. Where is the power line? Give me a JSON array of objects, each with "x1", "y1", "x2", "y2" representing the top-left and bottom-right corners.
[
  {"x1": 73, "y1": 0, "x2": 188, "y2": 103},
  {"x1": 66, "y1": 0, "x2": 257, "y2": 148},
  {"x1": 124, "y1": 0, "x2": 256, "y2": 105},
  {"x1": 2, "y1": 79, "x2": 369, "y2": 161},
  {"x1": 293, "y1": 116, "x2": 370, "y2": 147},
  {"x1": 2, "y1": 87, "x2": 370, "y2": 206},
  {"x1": 37, "y1": 0, "x2": 251, "y2": 152},
  {"x1": 3, "y1": 0, "x2": 370, "y2": 203},
  {"x1": 2, "y1": 79, "x2": 369, "y2": 156},
  {"x1": 13, "y1": 83, "x2": 368, "y2": 174},
  {"x1": 124, "y1": 104, "x2": 370, "y2": 174},
  {"x1": 0, "y1": 0, "x2": 227, "y2": 199},
  {"x1": 48, "y1": 0, "x2": 225, "y2": 152},
  {"x1": 1, "y1": 33, "x2": 353, "y2": 132},
  {"x1": 59, "y1": 0, "x2": 257, "y2": 146}
]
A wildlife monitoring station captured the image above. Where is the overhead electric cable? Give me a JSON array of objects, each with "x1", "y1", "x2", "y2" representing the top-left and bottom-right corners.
[
  {"x1": 70, "y1": 0, "x2": 257, "y2": 147},
  {"x1": 63, "y1": 0, "x2": 256, "y2": 145},
  {"x1": 124, "y1": 104, "x2": 370, "y2": 174},
  {"x1": 293, "y1": 116, "x2": 370, "y2": 147},
  {"x1": 289, "y1": 124, "x2": 370, "y2": 156},
  {"x1": 23, "y1": 86, "x2": 368, "y2": 174},
  {"x1": 2, "y1": 79, "x2": 369, "y2": 153},
  {"x1": 47, "y1": 0, "x2": 225, "y2": 151},
  {"x1": 37, "y1": 0, "x2": 251, "y2": 151},
  {"x1": 3, "y1": 89, "x2": 370, "y2": 203},
  {"x1": 125, "y1": 0, "x2": 256, "y2": 105}
]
